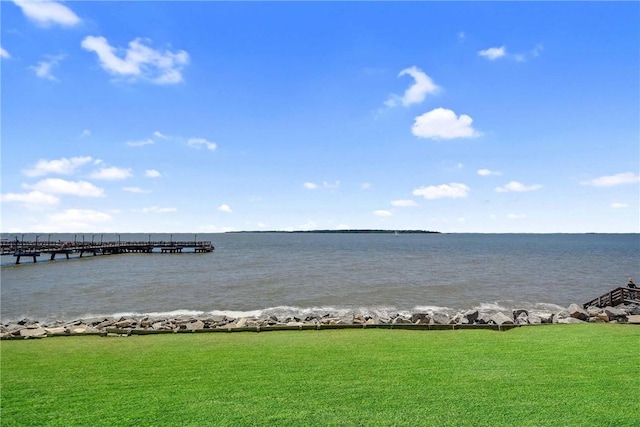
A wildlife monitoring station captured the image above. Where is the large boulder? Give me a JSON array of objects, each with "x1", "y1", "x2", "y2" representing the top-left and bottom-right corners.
[
  {"x1": 527, "y1": 313, "x2": 542, "y2": 324},
  {"x1": 286, "y1": 321, "x2": 305, "y2": 327},
  {"x1": 538, "y1": 312, "x2": 554, "y2": 324},
  {"x1": 463, "y1": 310, "x2": 479, "y2": 324},
  {"x1": 44, "y1": 326, "x2": 68, "y2": 335},
  {"x1": 431, "y1": 313, "x2": 450, "y2": 325},
  {"x1": 151, "y1": 322, "x2": 165, "y2": 330},
  {"x1": 627, "y1": 305, "x2": 640, "y2": 315},
  {"x1": 476, "y1": 312, "x2": 494, "y2": 325},
  {"x1": 185, "y1": 320, "x2": 205, "y2": 331},
  {"x1": 557, "y1": 317, "x2": 585, "y2": 324},
  {"x1": 353, "y1": 315, "x2": 367, "y2": 324},
  {"x1": 95, "y1": 319, "x2": 115, "y2": 329},
  {"x1": 512, "y1": 309, "x2": 528, "y2": 320},
  {"x1": 113, "y1": 319, "x2": 134, "y2": 328},
  {"x1": 5, "y1": 324, "x2": 24, "y2": 334},
  {"x1": 567, "y1": 304, "x2": 589, "y2": 321},
  {"x1": 595, "y1": 312, "x2": 610, "y2": 322},
  {"x1": 604, "y1": 307, "x2": 627, "y2": 322},
  {"x1": 393, "y1": 316, "x2": 412, "y2": 324},
  {"x1": 449, "y1": 313, "x2": 463, "y2": 324},
  {"x1": 515, "y1": 312, "x2": 529, "y2": 325},
  {"x1": 84, "y1": 317, "x2": 108, "y2": 327},
  {"x1": 489, "y1": 312, "x2": 514, "y2": 325},
  {"x1": 411, "y1": 313, "x2": 430, "y2": 324},
  {"x1": 586, "y1": 306, "x2": 602, "y2": 317},
  {"x1": 19, "y1": 327, "x2": 47, "y2": 338},
  {"x1": 71, "y1": 324, "x2": 91, "y2": 333}
]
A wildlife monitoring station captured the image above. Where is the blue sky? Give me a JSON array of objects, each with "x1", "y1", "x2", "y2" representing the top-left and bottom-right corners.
[{"x1": 1, "y1": 1, "x2": 638, "y2": 233}]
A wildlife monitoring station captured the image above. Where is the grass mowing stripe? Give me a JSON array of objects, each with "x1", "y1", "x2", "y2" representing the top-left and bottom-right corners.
[{"x1": 2, "y1": 325, "x2": 639, "y2": 426}]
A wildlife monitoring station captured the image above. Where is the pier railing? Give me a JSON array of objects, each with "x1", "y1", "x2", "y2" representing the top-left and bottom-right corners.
[
  {"x1": 2, "y1": 240, "x2": 213, "y2": 251},
  {"x1": 583, "y1": 287, "x2": 640, "y2": 309},
  {"x1": 1, "y1": 240, "x2": 214, "y2": 263}
]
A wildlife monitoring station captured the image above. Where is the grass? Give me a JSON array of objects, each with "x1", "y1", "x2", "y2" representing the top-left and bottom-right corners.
[{"x1": 1, "y1": 324, "x2": 639, "y2": 426}]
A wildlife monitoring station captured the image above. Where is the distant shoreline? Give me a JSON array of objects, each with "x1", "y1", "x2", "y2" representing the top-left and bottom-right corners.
[{"x1": 227, "y1": 229, "x2": 441, "y2": 234}]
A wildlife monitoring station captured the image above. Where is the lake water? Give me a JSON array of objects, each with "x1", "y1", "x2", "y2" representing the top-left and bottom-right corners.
[{"x1": 1, "y1": 233, "x2": 638, "y2": 323}]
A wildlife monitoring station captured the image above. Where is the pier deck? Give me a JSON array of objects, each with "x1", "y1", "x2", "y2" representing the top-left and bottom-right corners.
[
  {"x1": 583, "y1": 287, "x2": 640, "y2": 309},
  {"x1": 1, "y1": 240, "x2": 214, "y2": 264}
]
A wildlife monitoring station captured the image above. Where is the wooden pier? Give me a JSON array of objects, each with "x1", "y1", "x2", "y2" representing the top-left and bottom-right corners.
[
  {"x1": 583, "y1": 287, "x2": 640, "y2": 309},
  {"x1": 1, "y1": 240, "x2": 214, "y2": 264}
]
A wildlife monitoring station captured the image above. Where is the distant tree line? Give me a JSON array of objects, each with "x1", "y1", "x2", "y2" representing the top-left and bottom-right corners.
[{"x1": 229, "y1": 230, "x2": 440, "y2": 234}]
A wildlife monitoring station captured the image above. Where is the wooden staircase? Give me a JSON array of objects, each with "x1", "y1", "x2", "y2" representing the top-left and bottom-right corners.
[{"x1": 583, "y1": 287, "x2": 640, "y2": 309}]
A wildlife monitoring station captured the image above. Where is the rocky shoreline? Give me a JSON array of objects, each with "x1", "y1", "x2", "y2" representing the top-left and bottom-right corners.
[{"x1": 2, "y1": 303, "x2": 639, "y2": 339}]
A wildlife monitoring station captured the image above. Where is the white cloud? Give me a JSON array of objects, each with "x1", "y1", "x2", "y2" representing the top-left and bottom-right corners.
[
  {"x1": 187, "y1": 137, "x2": 217, "y2": 151},
  {"x1": 479, "y1": 44, "x2": 542, "y2": 62},
  {"x1": 24, "y1": 178, "x2": 105, "y2": 197},
  {"x1": 457, "y1": 32, "x2": 465, "y2": 42},
  {"x1": 373, "y1": 210, "x2": 393, "y2": 217},
  {"x1": 145, "y1": 169, "x2": 161, "y2": 178},
  {"x1": 531, "y1": 43, "x2": 544, "y2": 57},
  {"x1": 122, "y1": 187, "x2": 150, "y2": 194},
  {"x1": 611, "y1": 202, "x2": 628, "y2": 209},
  {"x1": 12, "y1": 0, "x2": 81, "y2": 27},
  {"x1": 413, "y1": 183, "x2": 470, "y2": 200},
  {"x1": 304, "y1": 181, "x2": 339, "y2": 190},
  {"x1": 478, "y1": 46, "x2": 506, "y2": 60},
  {"x1": 412, "y1": 108, "x2": 481, "y2": 140},
  {"x1": 581, "y1": 172, "x2": 640, "y2": 187},
  {"x1": 23, "y1": 156, "x2": 93, "y2": 177},
  {"x1": 47, "y1": 209, "x2": 112, "y2": 231},
  {"x1": 140, "y1": 206, "x2": 177, "y2": 214},
  {"x1": 1, "y1": 46, "x2": 10, "y2": 59},
  {"x1": 391, "y1": 199, "x2": 418, "y2": 207},
  {"x1": 29, "y1": 54, "x2": 65, "y2": 81},
  {"x1": 90, "y1": 166, "x2": 133, "y2": 180},
  {"x1": 218, "y1": 204, "x2": 233, "y2": 213},
  {"x1": 385, "y1": 66, "x2": 439, "y2": 108},
  {"x1": 81, "y1": 36, "x2": 189, "y2": 84},
  {"x1": 477, "y1": 169, "x2": 502, "y2": 176},
  {"x1": 80, "y1": 129, "x2": 91, "y2": 137},
  {"x1": 153, "y1": 131, "x2": 169, "y2": 139},
  {"x1": 0, "y1": 191, "x2": 59, "y2": 207},
  {"x1": 495, "y1": 181, "x2": 542, "y2": 193},
  {"x1": 361, "y1": 183, "x2": 372, "y2": 190},
  {"x1": 126, "y1": 138, "x2": 154, "y2": 147}
]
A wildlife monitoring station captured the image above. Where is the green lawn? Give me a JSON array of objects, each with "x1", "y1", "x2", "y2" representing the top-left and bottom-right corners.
[{"x1": 1, "y1": 324, "x2": 638, "y2": 426}]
